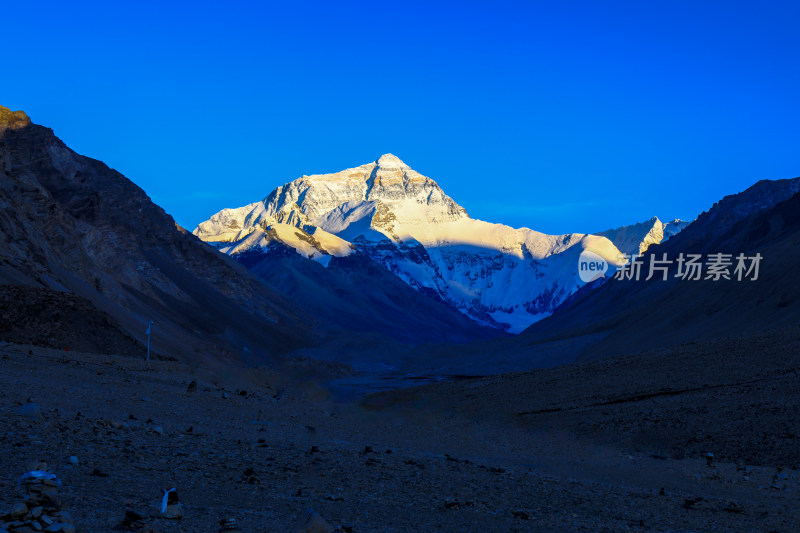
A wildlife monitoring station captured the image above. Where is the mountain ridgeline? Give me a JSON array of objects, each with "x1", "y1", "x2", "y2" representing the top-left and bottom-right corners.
[
  {"x1": 195, "y1": 154, "x2": 684, "y2": 333},
  {"x1": 0, "y1": 107, "x2": 502, "y2": 364},
  {"x1": 513, "y1": 175, "x2": 800, "y2": 366},
  {"x1": 3, "y1": 104, "x2": 796, "y2": 379}
]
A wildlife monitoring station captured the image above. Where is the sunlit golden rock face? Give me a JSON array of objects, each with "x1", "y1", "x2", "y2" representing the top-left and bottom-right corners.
[{"x1": 0, "y1": 106, "x2": 31, "y2": 131}]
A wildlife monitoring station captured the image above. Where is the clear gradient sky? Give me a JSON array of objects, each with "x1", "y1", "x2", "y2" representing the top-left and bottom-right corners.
[{"x1": 4, "y1": 1, "x2": 799, "y2": 234}]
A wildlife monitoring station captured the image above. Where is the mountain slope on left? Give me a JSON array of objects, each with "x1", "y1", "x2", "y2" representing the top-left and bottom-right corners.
[{"x1": 0, "y1": 106, "x2": 314, "y2": 363}]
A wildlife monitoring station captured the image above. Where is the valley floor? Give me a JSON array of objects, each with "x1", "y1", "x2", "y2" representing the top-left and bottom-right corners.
[{"x1": 1, "y1": 338, "x2": 798, "y2": 532}]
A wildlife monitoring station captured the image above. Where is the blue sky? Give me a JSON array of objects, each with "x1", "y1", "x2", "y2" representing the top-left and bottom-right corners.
[{"x1": 4, "y1": 1, "x2": 799, "y2": 234}]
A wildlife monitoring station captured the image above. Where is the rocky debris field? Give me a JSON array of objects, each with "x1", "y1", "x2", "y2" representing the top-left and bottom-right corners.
[
  {"x1": 0, "y1": 286, "x2": 143, "y2": 357},
  {"x1": 370, "y1": 327, "x2": 800, "y2": 468},
  {"x1": 1, "y1": 342, "x2": 798, "y2": 532}
]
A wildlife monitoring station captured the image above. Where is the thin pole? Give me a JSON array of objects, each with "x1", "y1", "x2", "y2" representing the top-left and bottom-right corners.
[{"x1": 146, "y1": 320, "x2": 153, "y2": 367}]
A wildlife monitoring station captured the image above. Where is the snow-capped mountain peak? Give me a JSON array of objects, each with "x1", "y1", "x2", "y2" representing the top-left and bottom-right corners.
[
  {"x1": 195, "y1": 154, "x2": 468, "y2": 243},
  {"x1": 375, "y1": 153, "x2": 409, "y2": 169},
  {"x1": 195, "y1": 155, "x2": 624, "y2": 332}
]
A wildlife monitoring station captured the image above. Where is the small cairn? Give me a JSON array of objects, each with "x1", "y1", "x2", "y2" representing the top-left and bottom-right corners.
[{"x1": 1, "y1": 467, "x2": 76, "y2": 533}]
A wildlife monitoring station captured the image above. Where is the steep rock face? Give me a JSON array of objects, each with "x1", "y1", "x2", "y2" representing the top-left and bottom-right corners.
[
  {"x1": 0, "y1": 106, "x2": 314, "y2": 362},
  {"x1": 195, "y1": 154, "x2": 624, "y2": 332},
  {"x1": 596, "y1": 217, "x2": 690, "y2": 255}
]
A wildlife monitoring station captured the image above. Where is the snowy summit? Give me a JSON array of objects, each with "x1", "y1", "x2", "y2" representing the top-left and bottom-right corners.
[{"x1": 195, "y1": 155, "x2": 636, "y2": 332}]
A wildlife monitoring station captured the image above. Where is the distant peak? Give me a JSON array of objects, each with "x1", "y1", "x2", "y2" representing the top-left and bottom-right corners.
[
  {"x1": 375, "y1": 153, "x2": 408, "y2": 169},
  {"x1": 0, "y1": 106, "x2": 31, "y2": 131}
]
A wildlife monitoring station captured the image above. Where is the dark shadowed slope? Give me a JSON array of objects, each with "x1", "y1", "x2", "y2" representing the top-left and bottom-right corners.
[
  {"x1": 237, "y1": 244, "x2": 503, "y2": 345},
  {"x1": 0, "y1": 106, "x2": 315, "y2": 363},
  {"x1": 379, "y1": 176, "x2": 800, "y2": 380},
  {"x1": 515, "y1": 177, "x2": 800, "y2": 365}
]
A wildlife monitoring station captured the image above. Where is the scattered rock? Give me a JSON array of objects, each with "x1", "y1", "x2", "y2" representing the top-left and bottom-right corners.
[
  {"x1": 8, "y1": 501, "x2": 28, "y2": 518},
  {"x1": 14, "y1": 403, "x2": 42, "y2": 421},
  {"x1": 723, "y1": 502, "x2": 745, "y2": 514},
  {"x1": 240, "y1": 467, "x2": 260, "y2": 485},
  {"x1": 112, "y1": 510, "x2": 154, "y2": 531},
  {"x1": 159, "y1": 503, "x2": 182, "y2": 520},
  {"x1": 683, "y1": 497, "x2": 701, "y2": 509},
  {"x1": 218, "y1": 518, "x2": 242, "y2": 532},
  {"x1": 293, "y1": 510, "x2": 334, "y2": 533}
]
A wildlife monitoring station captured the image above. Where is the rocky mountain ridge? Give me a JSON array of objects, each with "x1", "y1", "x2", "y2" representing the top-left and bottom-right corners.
[{"x1": 195, "y1": 154, "x2": 627, "y2": 332}]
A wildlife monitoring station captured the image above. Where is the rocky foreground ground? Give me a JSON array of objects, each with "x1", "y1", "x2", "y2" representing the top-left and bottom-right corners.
[{"x1": 1, "y1": 341, "x2": 798, "y2": 532}]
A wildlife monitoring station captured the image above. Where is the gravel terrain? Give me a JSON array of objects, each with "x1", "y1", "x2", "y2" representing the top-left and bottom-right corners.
[{"x1": 1, "y1": 341, "x2": 798, "y2": 532}]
